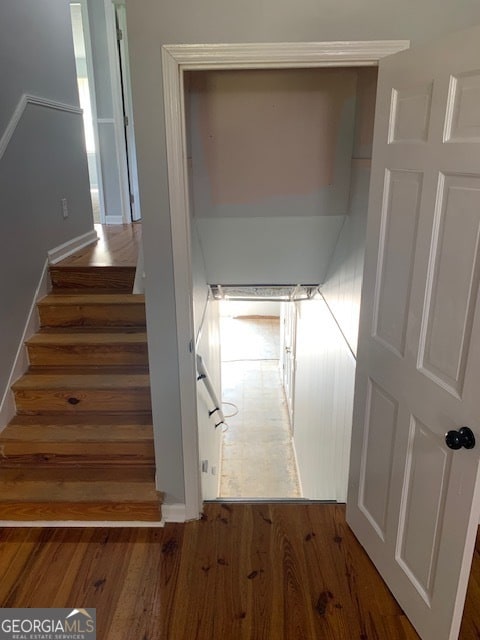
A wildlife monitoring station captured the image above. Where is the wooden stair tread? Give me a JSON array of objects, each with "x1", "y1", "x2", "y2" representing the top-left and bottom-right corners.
[
  {"x1": 0, "y1": 467, "x2": 159, "y2": 502},
  {"x1": 8, "y1": 413, "x2": 152, "y2": 426},
  {"x1": 37, "y1": 294, "x2": 146, "y2": 329},
  {"x1": 26, "y1": 365, "x2": 149, "y2": 374},
  {"x1": 13, "y1": 373, "x2": 151, "y2": 390},
  {"x1": 38, "y1": 293, "x2": 145, "y2": 306},
  {"x1": 0, "y1": 465, "x2": 155, "y2": 484},
  {"x1": 0, "y1": 503, "x2": 161, "y2": 521},
  {"x1": 27, "y1": 332, "x2": 148, "y2": 345},
  {"x1": 1, "y1": 422, "x2": 154, "y2": 443},
  {"x1": 50, "y1": 265, "x2": 136, "y2": 272}
]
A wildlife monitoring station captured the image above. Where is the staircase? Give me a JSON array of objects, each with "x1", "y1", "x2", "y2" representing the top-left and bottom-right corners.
[{"x1": 0, "y1": 262, "x2": 162, "y2": 522}]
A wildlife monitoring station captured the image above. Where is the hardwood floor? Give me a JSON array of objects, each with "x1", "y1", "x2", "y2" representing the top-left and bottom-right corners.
[
  {"x1": 59, "y1": 223, "x2": 141, "y2": 268},
  {"x1": 0, "y1": 502, "x2": 473, "y2": 639},
  {"x1": 2, "y1": 503, "x2": 478, "y2": 638}
]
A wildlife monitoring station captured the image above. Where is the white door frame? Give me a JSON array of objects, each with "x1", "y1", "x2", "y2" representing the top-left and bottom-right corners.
[
  {"x1": 161, "y1": 40, "x2": 410, "y2": 520},
  {"x1": 104, "y1": 0, "x2": 133, "y2": 223},
  {"x1": 114, "y1": 2, "x2": 142, "y2": 221},
  {"x1": 71, "y1": 0, "x2": 107, "y2": 223}
]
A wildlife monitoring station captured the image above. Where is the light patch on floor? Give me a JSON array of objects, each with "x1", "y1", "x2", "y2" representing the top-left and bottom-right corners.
[{"x1": 219, "y1": 316, "x2": 301, "y2": 498}]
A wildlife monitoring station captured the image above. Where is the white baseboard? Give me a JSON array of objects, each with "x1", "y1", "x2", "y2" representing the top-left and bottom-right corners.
[
  {"x1": 48, "y1": 229, "x2": 98, "y2": 264},
  {"x1": 161, "y1": 503, "x2": 187, "y2": 523},
  {"x1": 0, "y1": 520, "x2": 165, "y2": 528},
  {"x1": 0, "y1": 260, "x2": 51, "y2": 432},
  {"x1": 105, "y1": 215, "x2": 124, "y2": 225}
]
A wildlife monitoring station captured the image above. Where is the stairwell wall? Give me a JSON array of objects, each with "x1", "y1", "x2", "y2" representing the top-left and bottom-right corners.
[{"x1": 0, "y1": 0, "x2": 94, "y2": 419}]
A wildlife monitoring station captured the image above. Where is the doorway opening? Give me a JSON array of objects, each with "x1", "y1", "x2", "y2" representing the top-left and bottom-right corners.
[
  {"x1": 185, "y1": 61, "x2": 381, "y2": 503},
  {"x1": 70, "y1": 1, "x2": 104, "y2": 223},
  {"x1": 160, "y1": 40, "x2": 408, "y2": 519}
]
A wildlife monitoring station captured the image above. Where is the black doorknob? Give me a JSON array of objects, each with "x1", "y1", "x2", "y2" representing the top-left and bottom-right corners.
[{"x1": 445, "y1": 427, "x2": 476, "y2": 450}]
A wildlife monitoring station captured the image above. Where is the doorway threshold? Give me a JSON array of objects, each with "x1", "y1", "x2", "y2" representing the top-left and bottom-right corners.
[{"x1": 207, "y1": 498, "x2": 338, "y2": 504}]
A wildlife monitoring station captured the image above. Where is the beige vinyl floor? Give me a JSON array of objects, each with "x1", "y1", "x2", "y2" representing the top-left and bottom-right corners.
[{"x1": 219, "y1": 316, "x2": 302, "y2": 498}]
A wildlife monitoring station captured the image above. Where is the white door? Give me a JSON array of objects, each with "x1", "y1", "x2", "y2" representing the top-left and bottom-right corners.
[{"x1": 347, "y1": 24, "x2": 480, "y2": 640}]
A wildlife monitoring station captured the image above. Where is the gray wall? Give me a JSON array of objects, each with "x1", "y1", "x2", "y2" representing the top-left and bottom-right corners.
[
  {"x1": 0, "y1": 1, "x2": 93, "y2": 403},
  {"x1": 125, "y1": 0, "x2": 480, "y2": 503}
]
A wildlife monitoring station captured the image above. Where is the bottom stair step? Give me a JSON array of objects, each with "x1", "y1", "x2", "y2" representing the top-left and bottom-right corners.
[
  {"x1": 0, "y1": 467, "x2": 163, "y2": 522},
  {"x1": 0, "y1": 416, "x2": 155, "y2": 467}
]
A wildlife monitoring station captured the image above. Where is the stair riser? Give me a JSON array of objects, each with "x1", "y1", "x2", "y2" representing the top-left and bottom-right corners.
[
  {"x1": 0, "y1": 443, "x2": 155, "y2": 467},
  {"x1": 38, "y1": 305, "x2": 146, "y2": 328},
  {"x1": 27, "y1": 345, "x2": 149, "y2": 367},
  {"x1": 14, "y1": 389, "x2": 152, "y2": 414},
  {"x1": 50, "y1": 267, "x2": 135, "y2": 293}
]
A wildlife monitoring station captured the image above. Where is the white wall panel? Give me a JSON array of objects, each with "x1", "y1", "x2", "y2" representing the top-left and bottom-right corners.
[
  {"x1": 293, "y1": 297, "x2": 355, "y2": 500},
  {"x1": 321, "y1": 164, "x2": 370, "y2": 354},
  {"x1": 321, "y1": 70, "x2": 377, "y2": 355},
  {"x1": 192, "y1": 221, "x2": 223, "y2": 500}
]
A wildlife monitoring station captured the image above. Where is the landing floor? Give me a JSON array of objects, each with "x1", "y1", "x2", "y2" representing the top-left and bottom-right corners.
[{"x1": 59, "y1": 223, "x2": 141, "y2": 268}]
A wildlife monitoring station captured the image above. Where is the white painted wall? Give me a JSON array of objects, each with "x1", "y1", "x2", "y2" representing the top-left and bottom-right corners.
[
  {"x1": 293, "y1": 297, "x2": 355, "y2": 500},
  {"x1": 192, "y1": 221, "x2": 223, "y2": 501},
  {"x1": 321, "y1": 68, "x2": 377, "y2": 354},
  {"x1": 126, "y1": 0, "x2": 480, "y2": 502},
  {"x1": 0, "y1": 0, "x2": 93, "y2": 406},
  {"x1": 188, "y1": 68, "x2": 355, "y2": 285},
  {"x1": 196, "y1": 299, "x2": 222, "y2": 500},
  {"x1": 292, "y1": 69, "x2": 376, "y2": 499},
  {"x1": 220, "y1": 300, "x2": 281, "y2": 317},
  {"x1": 197, "y1": 215, "x2": 345, "y2": 285}
]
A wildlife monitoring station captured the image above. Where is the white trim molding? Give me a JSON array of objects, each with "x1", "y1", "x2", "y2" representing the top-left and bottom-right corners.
[
  {"x1": 161, "y1": 503, "x2": 187, "y2": 523},
  {"x1": 105, "y1": 214, "x2": 124, "y2": 225},
  {"x1": 0, "y1": 260, "x2": 51, "y2": 431},
  {"x1": 0, "y1": 94, "x2": 82, "y2": 161},
  {"x1": 163, "y1": 40, "x2": 410, "y2": 69},
  {"x1": 161, "y1": 40, "x2": 410, "y2": 520},
  {"x1": 104, "y1": 0, "x2": 132, "y2": 224},
  {"x1": 48, "y1": 229, "x2": 98, "y2": 264},
  {"x1": 74, "y1": 0, "x2": 107, "y2": 224}
]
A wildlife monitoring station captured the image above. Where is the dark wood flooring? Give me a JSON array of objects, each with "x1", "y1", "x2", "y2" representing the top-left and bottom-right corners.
[{"x1": 2, "y1": 503, "x2": 479, "y2": 638}]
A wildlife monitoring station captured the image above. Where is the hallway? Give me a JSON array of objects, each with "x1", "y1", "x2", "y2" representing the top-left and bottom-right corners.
[{"x1": 219, "y1": 315, "x2": 301, "y2": 499}]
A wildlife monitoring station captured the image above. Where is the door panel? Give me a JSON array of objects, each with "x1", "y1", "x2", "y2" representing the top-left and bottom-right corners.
[
  {"x1": 445, "y1": 71, "x2": 480, "y2": 142},
  {"x1": 390, "y1": 83, "x2": 433, "y2": 143},
  {"x1": 347, "y1": 24, "x2": 480, "y2": 640},
  {"x1": 396, "y1": 416, "x2": 451, "y2": 604},
  {"x1": 373, "y1": 170, "x2": 423, "y2": 356},
  {"x1": 419, "y1": 174, "x2": 480, "y2": 397},
  {"x1": 359, "y1": 379, "x2": 398, "y2": 540}
]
